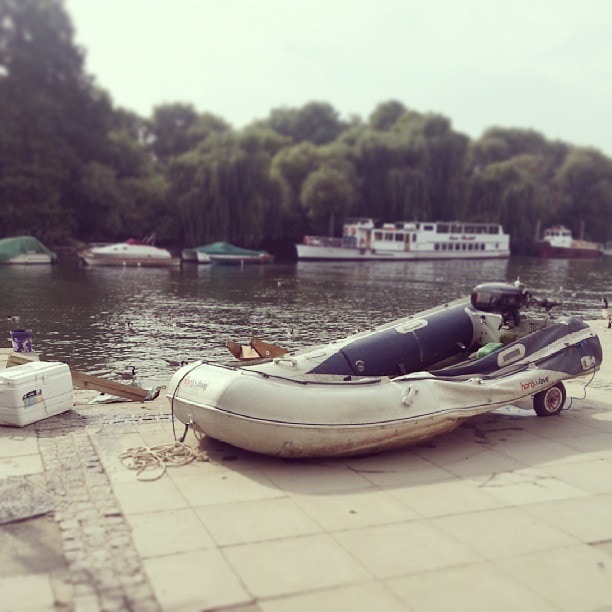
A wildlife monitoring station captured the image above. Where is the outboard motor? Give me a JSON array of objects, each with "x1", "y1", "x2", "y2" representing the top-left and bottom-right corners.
[{"x1": 471, "y1": 282, "x2": 529, "y2": 326}]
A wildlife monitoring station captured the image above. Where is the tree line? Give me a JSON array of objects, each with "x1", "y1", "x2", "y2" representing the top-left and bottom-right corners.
[{"x1": 1, "y1": 0, "x2": 611, "y2": 256}]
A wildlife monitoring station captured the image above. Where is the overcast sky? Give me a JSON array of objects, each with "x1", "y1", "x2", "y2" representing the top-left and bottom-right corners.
[{"x1": 65, "y1": 0, "x2": 612, "y2": 155}]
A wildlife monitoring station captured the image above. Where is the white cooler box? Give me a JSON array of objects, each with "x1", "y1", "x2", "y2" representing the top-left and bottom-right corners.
[{"x1": 0, "y1": 361, "x2": 73, "y2": 427}]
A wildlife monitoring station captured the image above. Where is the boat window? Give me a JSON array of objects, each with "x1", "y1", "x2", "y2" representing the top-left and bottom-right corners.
[
  {"x1": 461, "y1": 243, "x2": 467, "y2": 250},
  {"x1": 437, "y1": 224, "x2": 449, "y2": 233},
  {"x1": 455, "y1": 243, "x2": 461, "y2": 250},
  {"x1": 413, "y1": 234, "x2": 417, "y2": 242},
  {"x1": 373, "y1": 231, "x2": 382, "y2": 240},
  {"x1": 434, "y1": 243, "x2": 440, "y2": 250},
  {"x1": 488, "y1": 225, "x2": 499, "y2": 234},
  {"x1": 394, "y1": 233, "x2": 403, "y2": 242},
  {"x1": 384, "y1": 232, "x2": 393, "y2": 241},
  {"x1": 468, "y1": 243, "x2": 473, "y2": 250},
  {"x1": 451, "y1": 224, "x2": 462, "y2": 233},
  {"x1": 423, "y1": 224, "x2": 434, "y2": 231},
  {"x1": 464, "y1": 225, "x2": 476, "y2": 233}
]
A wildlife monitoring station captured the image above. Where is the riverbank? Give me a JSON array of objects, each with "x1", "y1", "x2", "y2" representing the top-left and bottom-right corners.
[{"x1": 1, "y1": 319, "x2": 611, "y2": 611}]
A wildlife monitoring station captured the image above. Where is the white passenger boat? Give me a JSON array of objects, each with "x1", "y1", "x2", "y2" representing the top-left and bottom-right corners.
[
  {"x1": 81, "y1": 239, "x2": 180, "y2": 267},
  {"x1": 167, "y1": 283, "x2": 602, "y2": 458},
  {"x1": 296, "y1": 218, "x2": 510, "y2": 261}
]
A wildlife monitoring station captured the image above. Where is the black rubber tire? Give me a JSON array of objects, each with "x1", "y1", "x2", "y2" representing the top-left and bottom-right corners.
[{"x1": 533, "y1": 382, "x2": 566, "y2": 417}]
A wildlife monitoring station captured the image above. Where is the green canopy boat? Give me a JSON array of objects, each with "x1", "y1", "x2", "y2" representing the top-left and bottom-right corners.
[
  {"x1": 0, "y1": 236, "x2": 55, "y2": 264},
  {"x1": 181, "y1": 241, "x2": 273, "y2": 265}
]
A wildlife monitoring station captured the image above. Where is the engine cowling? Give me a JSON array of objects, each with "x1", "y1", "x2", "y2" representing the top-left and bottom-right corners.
[{"x1": 471, "y1": 282, "x2": 528, "y2": 325}]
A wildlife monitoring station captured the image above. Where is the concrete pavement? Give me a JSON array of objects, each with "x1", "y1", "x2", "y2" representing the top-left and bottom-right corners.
[{"x1": 1, "y1": 319, "x2": 611, "y2": 611}]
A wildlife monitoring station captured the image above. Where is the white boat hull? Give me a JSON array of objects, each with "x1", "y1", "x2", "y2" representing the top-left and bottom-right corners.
[
  {"x1": 81, "y1": 242, "x2": 180, "y2": 267},
  {"x1": 168, "y1": 360, "x2": 594, "y2": 458},
  {"x1": 82, "y1": 254, "x2": 180, "y2": 267},
  {"x1": 5, "y1": 253, "x2": 54, "y2": 264},
  {"x1": 181, "y1": 250, "x2": 212, "y2": 264},
  {"x1": 172, "y1": 398, "x2": 465, "y2": 457},
  {"x1": 296, "y1": 244, "x2": 510, "y2": 261},
  {"x1": 181, "y1": 249, "x2": 198, "y2": 262}
]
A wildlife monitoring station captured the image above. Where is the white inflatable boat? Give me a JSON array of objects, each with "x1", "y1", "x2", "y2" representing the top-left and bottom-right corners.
[{"x1": 167, "y1": 283, "x2": 602, "y2": 457}]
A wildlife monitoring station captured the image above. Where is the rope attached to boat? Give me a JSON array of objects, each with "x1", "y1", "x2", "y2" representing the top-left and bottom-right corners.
[
  {"x1": 118, "y1": 441, "x2": 208, "y2": 481},
  {"x1": 564, "y1": 366, "x2": 598, "y2": 411},
  {"x1": 169, "y1": 361, "x2": 203, "y2": 442}
]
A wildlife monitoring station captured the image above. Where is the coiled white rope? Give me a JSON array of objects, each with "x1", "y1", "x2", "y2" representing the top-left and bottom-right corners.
[{"x1": 118, "y1": 441, "x2": 209, "y2": 481}]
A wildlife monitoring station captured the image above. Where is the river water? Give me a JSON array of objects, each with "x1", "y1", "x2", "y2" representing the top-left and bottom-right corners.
[{"x1": 1, "y1": 257, "x2": 611, "y2": 387}]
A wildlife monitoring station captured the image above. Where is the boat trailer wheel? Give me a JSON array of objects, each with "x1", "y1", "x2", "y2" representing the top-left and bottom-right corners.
[{"x1": 533, "y1": 382, "x2": 566, "y2": 417}]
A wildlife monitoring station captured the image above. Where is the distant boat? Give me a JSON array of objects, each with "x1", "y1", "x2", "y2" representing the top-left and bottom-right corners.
[
  {"x1": 296, "y1": 218, "x2": 510, "y2": 261},
  {"x1": 180, "y1": 242, "x2": 225, "y2": 264},
  {"x1": 0, "y1": 236, "x2": 55, "y2": 264},
  {"x1": 180, "y1": 248, "x2": 198, "y2": 262},
  {"x1": 182, "y1": 241, "x2": 273, "y2": 265},
  {"x1": 536, "y1": 226, "x2": 603, "y2": 259},
  {"x1": 186, "y1": 242, "x2": 273, "y2": 265},
  {"x1": 181, "y1": 245, "x2": 211, "y2": 263},
  {"x1": 80, "y1": 238, "x2": 180, "y2": 267}
]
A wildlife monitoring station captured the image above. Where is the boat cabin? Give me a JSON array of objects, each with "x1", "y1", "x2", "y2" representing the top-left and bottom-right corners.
[
  {"x1": 542, "y1": 226, "x2": 573, "y2": 249},
  {"x1": 341, "y1": 219, "x2": 506, "y2": 254}
]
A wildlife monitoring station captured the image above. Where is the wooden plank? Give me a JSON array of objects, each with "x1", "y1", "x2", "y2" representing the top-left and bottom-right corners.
[
  {"x1": 70, "y1": 371, "x2": 149, "y2": 402},
  {"x1": 250, "y1": 338, "x2": 287, "y2": 358},
  {"x1": 7, "y1": 353, "x2": 148, "y2": 402}
]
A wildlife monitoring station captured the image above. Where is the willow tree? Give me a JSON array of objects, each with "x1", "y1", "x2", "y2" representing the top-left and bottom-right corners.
[
  {"x1": 169, "y1": 130, "x2": 284, "y2": 246},
  {"x1": 148, "y1": 103, "x2": 230, "y2": 166},
  {"x1": 270, "y1": 142, "x2": 321, "y2": 234},
  {"x1": 551, "y1": 147, "x2": 612, "y2": 242},
  {"x1": 300, "y1": 165, "x2": 360, "y2": 236},
  {"x1": 350, "y1": 128, "x2": 413, "y2": 219},
  {"x1": 0, "y1": 0, "x2": 114, "y2": 243},
  {"x1": 392, "y1": 112, "x2": 469, "y2": 221},
  {"x1": 369, "y1": 100, "x2": 407, "y2": 131},
  {"x1": 259, "y1": 101, "x2": 347, "y2": 145},
  {"x1": 468, "y1": 157, "x2": 547, "y2": 252}
]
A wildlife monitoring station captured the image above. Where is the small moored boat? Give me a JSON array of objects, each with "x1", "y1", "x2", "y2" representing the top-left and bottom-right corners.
[
  {"x1": 207, "y1": 243, "x2": 273, "y2": 265},
  {"x1": 0, "y1": 236, "x2": 55, "y2": 264},
  {"x1": 536, "y1": 226, "x2": 603, "y2": 259},
  {"x1": 181, "y1": 243, "x2": 215, "y2": 264},
  {"x1": 81, "y1": 237, "x2": 179, "y2": 267},
  {"x1": 183, "y1": 242, "x2": 273, "y2": 265},
  {"x1": 167, "y1": 283, "x2": 602, "y2": 458}
]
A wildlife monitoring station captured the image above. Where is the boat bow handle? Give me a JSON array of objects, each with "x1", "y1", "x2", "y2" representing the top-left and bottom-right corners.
[
  {"x1": 401, "y1": 385, "x2": 417, "y2": 407},
  {"x1": 273, "y1": 357, "x2": 298, "y2": 368}
]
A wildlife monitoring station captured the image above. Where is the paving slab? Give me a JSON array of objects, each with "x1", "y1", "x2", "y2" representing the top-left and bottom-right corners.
[{"x1": 0, "y1": 477, "x2": 55, "y2": 524}]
